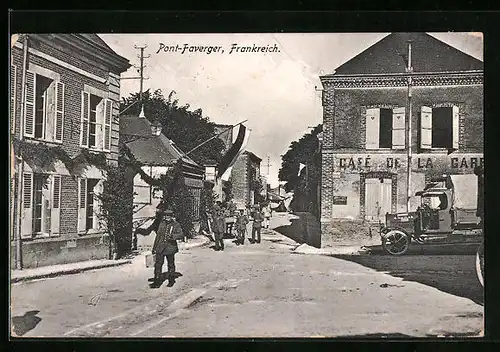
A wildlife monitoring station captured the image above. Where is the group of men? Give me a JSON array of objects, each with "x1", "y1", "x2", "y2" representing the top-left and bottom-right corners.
[
  {"x1": 136, "y1": 201, "x2": 273, "y2": 288},
  {"x1": 210, "y1": 202, "x2": 271, "y2": 250}
]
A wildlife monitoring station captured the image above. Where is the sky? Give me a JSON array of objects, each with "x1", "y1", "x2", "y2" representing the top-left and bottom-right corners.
[{"x1": 100, "y1": 32, "x2": 483, "y2": 188}]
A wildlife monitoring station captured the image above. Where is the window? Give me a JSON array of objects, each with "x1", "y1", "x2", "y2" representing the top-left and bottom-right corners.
[
  {"x1": 24, "y1": 71, "x2": 64, "y2": 142},
  {"x1": 86, "y1": 179, "x2": 99, "y2": 230},
  {"x1": 34, "y1": 76, "x2": 52, "y2": 139},
  {"x1": 81, "y1": 91, "x2": 112, "y2": 151},
  {"x1": 365, "y1": 107, "x2": 405, "y2": 150},
  {"x1": 20, "y1": 172, "x2": 62, "y2": 238},
  {"x1": 89, "y1": 95, "x2": 101, "y2": 148},
  {"x1": 420, "y1": 105, "x2": 459, "y2": 150},
  {"x1": 78, "y1": 178, "x2": 104, "y2": 233}
]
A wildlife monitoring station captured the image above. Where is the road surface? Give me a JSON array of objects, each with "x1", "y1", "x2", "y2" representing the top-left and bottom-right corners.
[{"x1": 10, "y1": 213, "x2": 483, "y2": 338}]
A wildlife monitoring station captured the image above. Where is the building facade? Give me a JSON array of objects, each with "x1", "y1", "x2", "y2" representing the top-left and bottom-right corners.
[
  {"x1": 231, "y1": 151, "x2": 262, "y2": 208},
  {"x1": 319, "y1": 33, "x2": 483, "y2": 232},
  {"x1": 120, "y1": 112, "x2": 205, "y2": 245},
  {"x1": 10, "y1": 34, "x2": 130, "y2": 268}
]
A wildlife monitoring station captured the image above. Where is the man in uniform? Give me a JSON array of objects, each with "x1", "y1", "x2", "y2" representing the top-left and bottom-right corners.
[
  {"x1": 251, "y1": 205, "x2": 264, "y2": 244},
  {"x1": 235, "y1": 209, "x2": 249, "y2": 245},
  {"x1": 136, "y1": 206, "x2": 180, "y2": 288},
  {"x1": 213, "y1": 202, "x2": 226, "y2": 251}
]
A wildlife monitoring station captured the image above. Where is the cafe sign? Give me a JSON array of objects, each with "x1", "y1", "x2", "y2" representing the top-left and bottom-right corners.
[{"x1": 333, "y1": 153, "x2": 483, "y2": 172}]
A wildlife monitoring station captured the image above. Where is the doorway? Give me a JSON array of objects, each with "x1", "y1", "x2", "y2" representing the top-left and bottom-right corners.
[{"x1": 364, "y1": 177, "x2": 392, "y2": 221}]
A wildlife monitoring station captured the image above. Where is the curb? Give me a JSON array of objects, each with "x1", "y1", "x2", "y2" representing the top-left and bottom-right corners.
[{"x1": 11, "y1": 260, "x2": 132, "y2": 284}]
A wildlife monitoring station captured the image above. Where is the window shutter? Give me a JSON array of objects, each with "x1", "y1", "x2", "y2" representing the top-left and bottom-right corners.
[
  {"x1": 21, "y1": 172, "x2": 33, "y2": 238},
  {"x1": 10, "y1": 65, "x2": 16, "y2": 134},
  {"x1": 24, "y1": 71, "x2": 35, "y2": 138},
  {"x1": 103, "y1": 99, "x2": 112, "y2": 152},
  {"x1": 54, "y1": 82, "x2": 65, "y2": 143},
  {"x1": 78, "y1": 178, "x2": 87, "y2": 233},
  {"x1": 420, "y1": 106, "x2": 433, "y2": 149},
  {"x1": 81, "y1": 91, "x2": 90, "y2": 147},
  {"x1": 365, "y1": 108, "x2": 380, "y2": 149},
  {"x1": 392, "y1": 107, "x2": 406, "y2": 149},
  {"x1": 452, "y1": 105, "x2": 459, "y2": 150},
  {"x1": 95, "y1": 100, "x2": 104, "y2": 150},
  {"x1": 51, "y1": 175, "x2": 62, "y2": 236}
]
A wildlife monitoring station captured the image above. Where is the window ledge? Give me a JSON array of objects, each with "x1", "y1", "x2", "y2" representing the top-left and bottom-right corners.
[{"x1": 24, "y1": 138, "x2": 63, "y2": 146}]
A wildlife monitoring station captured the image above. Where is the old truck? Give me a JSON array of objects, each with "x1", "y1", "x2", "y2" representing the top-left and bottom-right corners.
[{"x1": 380, "y1": 169, "x2": 484, "y2": 286}]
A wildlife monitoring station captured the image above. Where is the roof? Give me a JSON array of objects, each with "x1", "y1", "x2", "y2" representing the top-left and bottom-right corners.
[
  {"x1": 78, "y1": 34, "x2": 116, "y2": 54},
  {"x1": 331, "y1": 33, "x2": 483, "y2": 76},
  {"x1": 244, "y1": 150, "x2": 262, "y2": 162},
  {"x1": 120, "y1": 114, "x2": 200, "y2": 168}
]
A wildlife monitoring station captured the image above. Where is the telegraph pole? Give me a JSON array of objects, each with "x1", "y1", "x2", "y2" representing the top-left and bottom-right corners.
[
  {"x1": 406, "y1": 40, "x2": 413, "y2": 213},
  {"x1": 121, "y1": 44, "x2": 150, "y2": 102}
]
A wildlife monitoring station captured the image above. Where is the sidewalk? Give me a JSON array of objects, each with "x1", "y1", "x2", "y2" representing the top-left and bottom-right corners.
[
  {"x1": 11, "y1": 235, "x2": 211, "y2": 284},
  {"x1": 262, "y1": 226, "x2": 372, "y2": 256}
]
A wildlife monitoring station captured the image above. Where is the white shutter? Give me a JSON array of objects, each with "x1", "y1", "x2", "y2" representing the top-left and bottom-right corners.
[
  {"x1": 78, "y1": 178, "x2": 87, "y2": 233},
  {"x1": 93, "y1": 180, "x2": 104, "y2": 230},
  {"x1": 10, "y1": 64, "x2": 16, "y2": 134},
  {"x1": 81, "y1": 91, "x2": 90, "y2": 147},
  {"x1": 51, "y1": 175, "x2": 62, "y2": 236},
  {"x1": 365, "y1": 108, "x2": 380, "y2": 149},
  {"x1": 54, "y1": 82, "x2": 65, "y2": 143},
  {"x1": 392, "y1": 107, "x2": 406, "y2": 149},
  {"x1": 420, "y1": 106, "x2": 433, "y2": 149},
  {"x1": 24, "y1": 71, "x2": 35, "y2": 138},
  {"x1": 21, "y1": 172, "x2": 33, "y2": 238},
  {"x1": 95, "y1": 100, "x2": 104, "y2": 150},
  {"x1": 452, "y1": 105, "x2": 459, "y2": 150},
  {"x1": 103, "y1": 99, "x2": 112, "y2": 152}
]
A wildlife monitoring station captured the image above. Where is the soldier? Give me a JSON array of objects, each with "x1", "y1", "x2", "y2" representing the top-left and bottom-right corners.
[
  {"x1": 251, "y1": 205, "x2": 264, "y2": 244},
  {"x1": 213, "y1": 202, "x2": 226, "y2": 251},
  {"x1": 136, "y1": 207, "x2": 180, "y2": 288},
  {"x1": 235, "y1": 209, "x2": 249, "y2": 245}
]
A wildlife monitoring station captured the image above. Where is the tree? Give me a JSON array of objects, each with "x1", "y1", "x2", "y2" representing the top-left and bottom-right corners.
[
  {"x1": 278, "y1": 124, "x2": 322, "y2": 216},
  {"x1": 120, "y1": 89, "x2": 226, "y2": 165}
]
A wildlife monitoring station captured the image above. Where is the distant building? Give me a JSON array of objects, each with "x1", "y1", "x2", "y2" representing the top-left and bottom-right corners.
[
  {"x1": 319, "y1": 33, "x2": 483, "y2": 232},
  {"x1": 120, "y1": 111, "x2": 205, "y2": 250},
  {"x1": 10, "y1": 34, "x2": 130, "y2": 268},
  {"x1": 231, "y1": 151, "x2": 262, "y2": 208}
]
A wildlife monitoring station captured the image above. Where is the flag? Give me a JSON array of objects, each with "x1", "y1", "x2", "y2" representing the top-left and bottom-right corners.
[
  {"x1": 298, "y1": 163, "x2": 306, "y2": 176},
  {"x1": 217, "y1": 124, "x2": 250, "y2": 180}
]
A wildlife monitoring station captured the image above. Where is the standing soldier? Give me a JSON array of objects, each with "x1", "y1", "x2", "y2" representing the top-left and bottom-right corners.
[
  {"x1": 235, "y1": 209, "x2": 249, "y2": 245},
  {"x1": 213, "y1": 202, "x2": 226, "y2": 251},
  {"x1": 136, "y1": 207, "x2": 180, "y2": 288},
  {"x1": 263, "y1": 203, "x2": 272, "y2": 229},
  {"x1": 251, "y1": 205, "x2": 264, "y2": 244}
]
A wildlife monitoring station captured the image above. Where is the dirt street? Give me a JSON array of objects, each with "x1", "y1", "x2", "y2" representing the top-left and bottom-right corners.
[{"x1": 10, "y1": 213, "x2": 483, "y2": 338}]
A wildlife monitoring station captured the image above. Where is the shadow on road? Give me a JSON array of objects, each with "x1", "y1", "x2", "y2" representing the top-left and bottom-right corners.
[
  {"x1": 273, "y1": 219, "x2": 306, "y2": 244},
  {"x1": 333, "y1": 254, "x2": 484, "y2": 306},
  {"x1": 12, "y1": 310, "x2": 42, "y2": 336}
]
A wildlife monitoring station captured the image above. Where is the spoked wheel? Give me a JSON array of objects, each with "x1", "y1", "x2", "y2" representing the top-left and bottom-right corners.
[
  {"x1": 476, "y1": 243, "x2": 484, "y2": 287},
  {"x1": 382, "y1": 230, "x2": 410, "y2": 256}
]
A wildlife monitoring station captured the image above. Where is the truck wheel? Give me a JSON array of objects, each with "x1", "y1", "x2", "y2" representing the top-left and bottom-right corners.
[
  {"x1": 476, "y1": 243, "x2": 484, "y2": 287},
  {"x1": 382, "y1": 230, "x2": 410, "y2": 256}
]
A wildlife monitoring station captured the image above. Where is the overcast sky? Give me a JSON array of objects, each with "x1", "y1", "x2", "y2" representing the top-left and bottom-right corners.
[{"x1": 100, "y1": 32, "x2": 483, "y2": 188}]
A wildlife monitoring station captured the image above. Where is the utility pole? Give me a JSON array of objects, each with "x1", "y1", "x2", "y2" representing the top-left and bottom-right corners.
[
  {"x1": 406, "y1": 40, "x2": 413, "y2": 213},
  {"x1": 121, "y1": 44, "x2": 150, "y2": 102}
]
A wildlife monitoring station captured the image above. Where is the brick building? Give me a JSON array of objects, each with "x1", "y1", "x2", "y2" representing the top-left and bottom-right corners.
[
  {"x1": 204, "y1": 124, "x2": 234, "y2": 200},
  {"x1": 10, "y1": 34, "x2": 130, "y2": 268},
  {"x1": 319, "y1": 33, "x2": 483, "y2": 233},
  {"x1": 231, "y1": 151, "x2": 262, "y2": 208}
]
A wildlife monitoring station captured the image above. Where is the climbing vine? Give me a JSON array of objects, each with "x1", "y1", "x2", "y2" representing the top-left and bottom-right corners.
[{"x1": 119, "y1": 142, "x2": 196, "y2": 239}]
